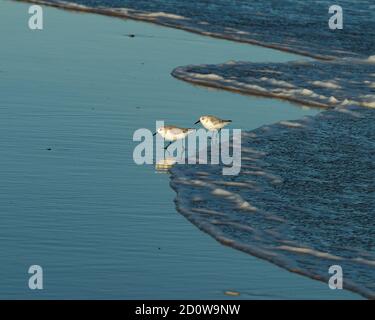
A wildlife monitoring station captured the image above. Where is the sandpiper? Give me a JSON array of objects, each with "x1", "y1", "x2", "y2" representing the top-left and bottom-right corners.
[
  {"x1": 194, "y1": 115, "x2": 232, "y2": 132},
  {"x1": 153, "y1": 125, "x2": 195, "y2": 149}
]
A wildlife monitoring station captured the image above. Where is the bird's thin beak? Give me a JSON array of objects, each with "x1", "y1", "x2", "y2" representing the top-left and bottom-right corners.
[
  {"x1": 153, "y1": 132, "x2": 157, "y2": 136},
  {"x1": 194, "y1": 120, "x2": 200, "y2": 125}
]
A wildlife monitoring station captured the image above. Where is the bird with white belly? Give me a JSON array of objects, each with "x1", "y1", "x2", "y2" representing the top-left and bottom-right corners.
[
  {"x1": 153, "y1": 125, "x2": 195, "y2": 149},
  {"x1": 194, "y1": 115, "x2": 232, "y2": 133}
]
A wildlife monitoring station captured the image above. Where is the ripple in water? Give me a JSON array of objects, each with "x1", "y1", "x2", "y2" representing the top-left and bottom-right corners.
[
  {"x1": 170, "y1": 106, "x2": 375, "y2": 299},
  {"x1": 22, "y1": 0, "x2": 375, "y2": 298},
  {"x1": 21, "y1": 0, "x2": 375, "y2": 59}
]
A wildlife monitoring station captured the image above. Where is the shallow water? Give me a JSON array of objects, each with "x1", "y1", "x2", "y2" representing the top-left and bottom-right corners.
[
  {"x1": 0, "y1": 1, "x2": 360, "y2": 299},
  {"x1": 22, "y1": 0, "x2": 375, "y2": 59},
  {"x1": 172, "y1": 59, "x2": 375, "y2": 108},
  {"x1": 171, "y1": 106, "x2": 375, "y2": 299}
]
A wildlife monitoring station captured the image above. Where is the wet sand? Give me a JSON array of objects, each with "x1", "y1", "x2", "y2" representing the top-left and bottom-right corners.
[{"x1": 0, "y1": 0, "x2": 360, "y2": 299}]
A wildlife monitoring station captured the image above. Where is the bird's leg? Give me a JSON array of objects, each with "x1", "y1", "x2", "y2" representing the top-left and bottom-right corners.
[{"x1": 164, "y1": 141, "x2": 172, "y2": 150}]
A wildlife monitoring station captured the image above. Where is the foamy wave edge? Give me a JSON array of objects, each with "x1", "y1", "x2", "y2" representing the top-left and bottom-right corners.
[
  {"x1": 15, "y1": 0, "x2": 375, "y2": 299},
  {"x1": 170, "y1": 105, "x2": 375, "y2": 299},
  {"x1": 171, "y1": 59, "x2": 375, "y2": 110},
  {"x1": 14, "y1": 0, "x2": 338, "y2": 60}
]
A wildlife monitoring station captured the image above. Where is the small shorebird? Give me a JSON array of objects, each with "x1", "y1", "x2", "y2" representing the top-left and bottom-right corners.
[
  {"x1": 194, "y1": 115, "x2": 232, "y2": 132},
  {"x1": 153, "y1": 125, "x2": 195, "y2": 149}
]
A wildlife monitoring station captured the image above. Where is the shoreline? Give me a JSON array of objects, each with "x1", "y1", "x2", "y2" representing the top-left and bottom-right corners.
[
  {"x1": 171, "y1": 66, "x2": 330, "y2": 109},
  {"x1": 15, "y1": 0, "x2": 335, "y2": 61},
  {"x1": 18, "y1": 0, "x2": 374, "y2": 112},
  {"x1": 3, "y1": 0, "x2": 365, "y2": 299},
  {"x1": 170, "y1": 105, "x2": 375, "y2": 300},
  {"x1": 172, "y1": 61, "x2": 375, "y2": 110}
]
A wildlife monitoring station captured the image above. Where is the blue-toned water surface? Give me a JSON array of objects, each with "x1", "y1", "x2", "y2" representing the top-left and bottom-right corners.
[{"x1": 0, "y1": 0, "x2": 361, "y2": 299}]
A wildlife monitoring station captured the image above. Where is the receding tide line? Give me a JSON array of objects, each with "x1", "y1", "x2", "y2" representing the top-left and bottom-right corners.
[
  {"x1": 16, "y1": 0, "x2": 335, "y2": 61},
  {"x1": 171, "y1": 66, "x2": 331, "y2": 109},
  {"x1": 171, "y1": 194, "x2": 374, "y2": 300},
  {"x1": 173, "y1": 202, "x2": 375, "y2": 300},
  {"x1": 171, "y1": 60, "x2": 375, "y2": 110}
]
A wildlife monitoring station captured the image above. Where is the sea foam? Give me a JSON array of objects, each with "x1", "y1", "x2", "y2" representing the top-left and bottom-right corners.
[
  {"x1": 19, "y1": 0, "x2": 375, "y2": 298},
  {"x1": 170, "y1": 106, "x2": 375, "y2": 299},
  {"x1": 18, "y1": 0, "x2": 375, "y2": 60},
  {"x1": 172, "y1": 59, "x2": 375, "y2": 109}
]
